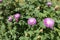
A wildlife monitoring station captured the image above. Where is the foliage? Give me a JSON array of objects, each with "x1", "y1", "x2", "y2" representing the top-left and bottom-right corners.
[{"x1": 0, "y1": 0, "x2": 60, "y2": 40}]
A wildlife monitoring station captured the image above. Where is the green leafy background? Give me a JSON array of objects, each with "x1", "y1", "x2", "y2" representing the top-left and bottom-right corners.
[{"x1": 0, "y1": 0, "x2": 60, "y2": 40}]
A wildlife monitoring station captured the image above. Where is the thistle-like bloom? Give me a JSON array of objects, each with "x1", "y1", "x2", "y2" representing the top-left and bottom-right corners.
[
  {"x1": 14, "y1": 13, "x2": 20, "y2": 22},
  {"x1": 0, "y1": 0, "x2": 2, "y2": 2},
  {"x1": 47, "y1": 2, "x2": 52, "y2": 7},
  {"x1": 14, "y1": 13, "x2": 20, "y2": 19},
  {"x1": 8, "y1": 16, "x2": 12, "y2": 22},
  {"x1": 28, "y1": 18, "x2": 36, "y2": 26},
  {"x1": 43, "y1": 18, "x2": 54, "y2": 29}
]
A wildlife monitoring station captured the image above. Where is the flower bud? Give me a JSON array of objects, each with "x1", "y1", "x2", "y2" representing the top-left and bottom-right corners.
[
  {"x1": 8, "y1": 16, "x2": 12, "y2": 22},
  {"x1": 55, "y1": 5, "x2": 60, "y2": 10},
  {"x1": 25, "y1": 33, "x2": 30, "y2": 37},
  {"x1": 40, "y1": 29, "x2": 43, "y2": 33},
  {"x1": 37, "y1": 36, "x2": 41, "y2": 40}
]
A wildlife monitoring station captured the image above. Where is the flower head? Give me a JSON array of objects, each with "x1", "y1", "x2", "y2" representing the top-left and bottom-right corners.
[
  {"x1": 0, "y1": 0, "x2": 2, "y2": 2},
  {"x1": 8, "y1": 16, "x2": 12, "y2": 22},
  {"x1": 27, "y1": 18, "x2": 36, "y2": 26},
  {"x1": 14, "y1": 13, "x2": 20, "y2": 19},
  {"x1": 43, "y1": 18, "x2": 54, "y2": 29},
  {"x1": 47, "y1": 2, "x2": 52, "y2": 7}
]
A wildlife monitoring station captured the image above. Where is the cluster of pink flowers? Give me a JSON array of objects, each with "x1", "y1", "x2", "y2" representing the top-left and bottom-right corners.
[
  {"x1": 27, "y1": 17, "x2": 55, "y2": 29},
  {"x1": 7, "y1": 1, "x2": 56, "y2": 29},
  {"x1": 8, "y1": 14, "x2": 55, "y2": 29},
  {"x1": 8, "y1": 13, "x2": 20, "y2": 22}
]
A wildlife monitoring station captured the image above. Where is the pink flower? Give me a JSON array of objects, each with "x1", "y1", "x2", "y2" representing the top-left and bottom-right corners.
[
  {"x1": 14, "y1": 13, "x2": 20, "y2": 19},
  {"x1": 0, "y1": 0, "x2": 2, "y2": 2},
  {"x1": 47, "y1": 2, "x2": 52, "y2": 7},
  {"x1": 43, "y1": 18, "x2": 54, "y2": 29},
  {"x1": 27, "y1": 18, "x2": 36, "y2": 26},
  {"x1": 14, "y1": 13, "x2": 20, "y2": 22},
  {"x1": 8, "y1": 16, "x2": 12, "y2": 22}
]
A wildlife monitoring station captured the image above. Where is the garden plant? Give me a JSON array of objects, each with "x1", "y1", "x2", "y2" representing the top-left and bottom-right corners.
[{"x1": 0, "y1": 0, "x2": 60, "y2": 40}]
